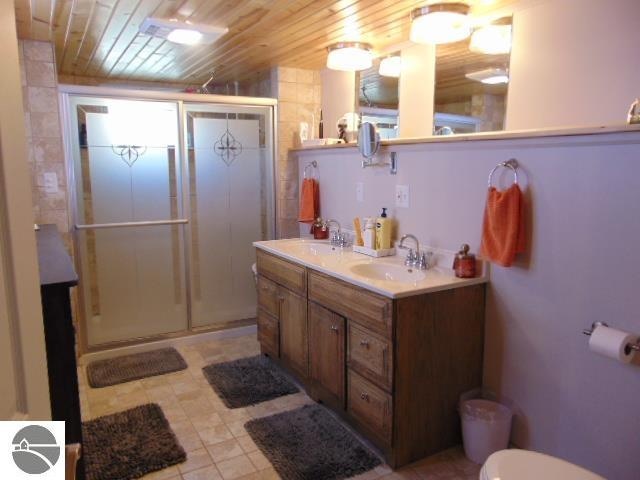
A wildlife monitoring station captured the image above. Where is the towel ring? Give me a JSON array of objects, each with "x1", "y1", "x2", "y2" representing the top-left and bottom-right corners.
[
  {"x1": 304, "y1": 160, "x2": 318, "y2": 179},
  {"x1": 488, "y1": 158, "x2": 518, "y2": 187}
]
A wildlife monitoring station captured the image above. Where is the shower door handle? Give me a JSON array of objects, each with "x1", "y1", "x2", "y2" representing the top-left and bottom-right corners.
[{"x1": 75, "y1": 219, "x2": 189, "y2": 230}]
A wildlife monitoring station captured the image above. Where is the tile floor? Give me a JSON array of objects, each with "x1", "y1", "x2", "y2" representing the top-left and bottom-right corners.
[{"x1": 78, "y1": 333, "x2": 480, "y2": 480}]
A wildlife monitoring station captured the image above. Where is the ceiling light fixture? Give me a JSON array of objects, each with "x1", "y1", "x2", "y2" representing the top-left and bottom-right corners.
[
  {"x1": 410, "y1": 3, "x2": 471, "y2": 45},
  {"x1": 465, "y1": 67, "x2": 509, "y2": 84},
  {"x1": 326, "y1": 42, "x2": 373, "y2": 71},
  {"x1": 139, "y1": 18, "x2": 228, "y2": 46},
  {"x1": 378, "y1": 56, "x2": 401, "y2": 78},
  {"x1": 469, "y1": 21, "x2": 512, "y2": 54}
]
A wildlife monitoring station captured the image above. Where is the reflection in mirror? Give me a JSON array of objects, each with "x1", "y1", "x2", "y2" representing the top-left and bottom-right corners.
[
  {"x1": 357, "y1": 55, "x2": 399, "y2": 140},
  {"x1": 357, "y1": 122, "x2": 380, "y2": 160},
  {"x1": 434, "y1": 16, "x2": 512, "y2": 135}
]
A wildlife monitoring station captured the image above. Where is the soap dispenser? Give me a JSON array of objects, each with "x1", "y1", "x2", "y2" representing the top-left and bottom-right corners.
[{"x1": 375, "y1": 208, "x2": 391, "y2": 250}]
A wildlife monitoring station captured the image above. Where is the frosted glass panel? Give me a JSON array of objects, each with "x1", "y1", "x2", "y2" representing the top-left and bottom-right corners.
[
  {"x1": 71, "y1": 98, "x2": 187, "y2": 346},
  {"x1": 187, "y1": 108, "x2": 274, "y2": 328}
]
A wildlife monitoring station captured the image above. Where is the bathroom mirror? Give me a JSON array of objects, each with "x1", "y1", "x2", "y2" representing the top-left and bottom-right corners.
[
  {"x1": 357, "y1": 122, "x2": 380, "y2": 159},
  {"x1": 357, "y1": 55, "x2": 400, "y2": 140},
  {"x1": 434, "y1": 16, "x2": 512, "y2": 135},
  {"x1": 356, "y1": 17, "x2": 512, "y2": 138}
]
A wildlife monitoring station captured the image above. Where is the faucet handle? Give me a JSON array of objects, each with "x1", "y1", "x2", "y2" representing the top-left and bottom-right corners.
[
  {"x1": 404, "y1": 248, "x2": 415, "y2": 266},
  {"x1": 418, "y1": 251, "x2": 433, "y2": 270}
]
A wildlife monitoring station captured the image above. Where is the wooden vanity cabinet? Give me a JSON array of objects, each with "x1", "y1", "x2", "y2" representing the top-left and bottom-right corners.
[
  {"x1": 308, "y1": 301, "x2": 346, "y2": 409},
  {"x1": 256, "y1": 251, "x2": 308, "y2": 378},
  {"x1": 255, "y1": 249, "x2": 485, "y2": 468}
]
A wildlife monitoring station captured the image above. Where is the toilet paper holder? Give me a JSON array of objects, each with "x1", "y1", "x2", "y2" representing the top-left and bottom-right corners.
[{"x1": 582, "y1": 322, "x2": 640, "y2": 353}]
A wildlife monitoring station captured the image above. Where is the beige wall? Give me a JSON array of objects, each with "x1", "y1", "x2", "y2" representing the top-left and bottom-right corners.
[
  {"x1": 398, "y1": 43, "x2": 435, "y2": 137},
  {"x1": 0, "y1": 0, "x2": 50, "y2": 420},
  {"x1": 320, "y1": 69, "x2": 356, "y2": 139},
  {"x1": 295, "y1": 130, "x2": 640, "y2": 479},
  {"x1": 20, "y1": 40, "x2": 71, "y2": 250},
  {"x1": 275, "y1": 67, "x2": 322, "y2": 238},
  {"x1": 506, "y1": 0, "x2": 640, "y2": 130}
]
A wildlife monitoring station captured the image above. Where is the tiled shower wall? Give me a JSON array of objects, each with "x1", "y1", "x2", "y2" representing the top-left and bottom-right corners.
[
  {"x1": 19, "y1": 40, "x2": 71, "y2": 250},
  {"x1": 274, "y1": 67, "x2": 321, "y2": 238},
  {"x1": 243, "y1": 66, "x2": 321, "y2": 238}
]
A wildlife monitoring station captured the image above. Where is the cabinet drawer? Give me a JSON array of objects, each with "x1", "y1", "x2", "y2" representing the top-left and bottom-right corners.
[
  {"x1": 257, "y1": 309, "x2": 279, "y2": 358},
  {"x1": 257, "y1": 275, "x2": 279, "y2": 316},
  {"x1": 348, "y1": 370, "x2": 392, "y2": 444},
  {"x1": 308, "y1": 271, "x2": 392, "y2": 337},
  {"x1": 256, "y1": 250, "x2": 306, "y2": 295},
  {"x1": 348, "y1": 322, "x2": 392, "y2": 391}
]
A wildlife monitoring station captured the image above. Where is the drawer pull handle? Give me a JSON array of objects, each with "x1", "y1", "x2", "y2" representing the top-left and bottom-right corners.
[
  {"x1": 359, "y1": 340, "x2": 370, "y2": 348},
  {"x1": 360, "y1": 392, "x2": 369, "y2": 401},
  {"x1": 330, "y1": 325, "x2": 339, "y2": 332},
  {"x1": 278, "y1": 296, "x2": 285, "y2": 302}
]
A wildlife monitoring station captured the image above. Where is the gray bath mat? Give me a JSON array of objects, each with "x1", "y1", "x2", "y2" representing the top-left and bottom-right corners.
[
  {"x1": 245, "y1": 404, "x2": 381, "y2": 479},
  {"x1": 202, "y1": 355, "x2": 299, "y2": 408},
  {"x1": 82, "y1": 403, "x2": 186, "y2": 480},
  {"x1": 86, "y1": 348, "x2": 187, "y2": 388}
]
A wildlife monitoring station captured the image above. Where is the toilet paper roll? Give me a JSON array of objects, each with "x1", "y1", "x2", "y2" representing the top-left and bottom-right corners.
[{"x1": 588, "y1": 325, "x2": 637, "y2": 363}]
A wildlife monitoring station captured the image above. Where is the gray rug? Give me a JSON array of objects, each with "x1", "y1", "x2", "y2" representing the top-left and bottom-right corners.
[
  {"x1": 82, "y1": 403, "x2": 186, "y2": 480},
  {"x1": 202, "y1": 355, "x2": 299, "y2": 408},
  {"x1": 86, "y1": 348, "x2": 187, "y2": 388},
  {"x1": 245, "y1": 404, "x2": 381, "y2": 479}
]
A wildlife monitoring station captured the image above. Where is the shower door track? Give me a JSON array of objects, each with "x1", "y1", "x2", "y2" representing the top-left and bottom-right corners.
[{"x1": 59, "y1": 85, "x2": 279, "y2": 354}]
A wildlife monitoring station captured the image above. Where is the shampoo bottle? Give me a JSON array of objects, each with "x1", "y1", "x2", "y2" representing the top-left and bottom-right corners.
[
  {"x1": 363, "y1": 217, "x2": 376, "y2": 249},
  {"x1": 375, "y1": 208, "x2": 391, "y2": 250}
]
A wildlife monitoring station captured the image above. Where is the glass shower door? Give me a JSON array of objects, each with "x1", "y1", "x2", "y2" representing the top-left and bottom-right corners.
[
  {"x1": 70, "y1": 97, "x2": 188, "y2": 346},
  {"x1": 185, "y1": 104, "x2": 275, "y2": 328}
]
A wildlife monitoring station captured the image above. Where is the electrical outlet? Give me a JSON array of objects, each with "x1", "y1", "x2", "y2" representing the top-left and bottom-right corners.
[
  {"x1": 356, "y1": 182, "x2": 364, "y2": 202},
  {"x1": 43, "y1": 172, "x2": 58, "y2": 194},
  {"x1": 395, "y1": 184, "x2": 409, "y2": 208}
]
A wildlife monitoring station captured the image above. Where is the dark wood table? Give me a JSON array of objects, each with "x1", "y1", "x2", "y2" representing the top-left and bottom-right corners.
[{"x1": 36, "y1": 224, "x2": 84, "y2": 480}]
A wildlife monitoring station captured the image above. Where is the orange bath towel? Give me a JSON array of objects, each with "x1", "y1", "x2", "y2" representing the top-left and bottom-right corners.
[
  {"x1": 298, "y1": 178, "x2": 319, "y2": 224},
  {"x1": 480, "y1": 184, "x2": 526, "y2": 267}
]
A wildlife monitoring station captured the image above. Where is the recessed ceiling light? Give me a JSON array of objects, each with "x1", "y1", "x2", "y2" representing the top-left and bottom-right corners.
[
  {"x1": 378, "y1": 56, "x2": 401, "y2": 78},
  {"x1": 167, "y1": 29, "x2": 203, "y2": 45},
  {"x1": 410, "y1": 3, "x2": 472, "y2": 45},
  {"x1": 326, "y1": 42, "x2": 373, "y2": 71},
  {"x1": 140, "y1": 18, "x2": 228, "y2": 46},
  {"x1": 470, "y1": 22, "x2": 512, "y2": 54},
  {"x1": 465, "y1": 67, "x2": 509, "y2": 84}
]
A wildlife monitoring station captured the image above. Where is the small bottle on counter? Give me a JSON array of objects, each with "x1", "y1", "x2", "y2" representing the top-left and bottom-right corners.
[
  {"x1": 362, "y1": 217, "x2": 376, "y2": 248},
  {"x1": 453, "y1": 244, "x2": 476, "y2": 278},
  {"x1": 312, "y1": 217, "x2": 329, "y2": 240},
  {"x1": 375, "y1": 208, "x2": 391, "y2": 250}
]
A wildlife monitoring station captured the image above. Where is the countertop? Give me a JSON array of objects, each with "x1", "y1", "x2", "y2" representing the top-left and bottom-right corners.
[
  {"x1": 254, "y1": 238, "x2": 487, "y2": 299},
  {"x1": 36, "y1": 224, "x2": 78, "y2": 287}
]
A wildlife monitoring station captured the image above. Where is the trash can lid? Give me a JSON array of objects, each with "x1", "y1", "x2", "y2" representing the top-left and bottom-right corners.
[{"x1": 481, "y1": 450, "x2": 604, "y2": 480}]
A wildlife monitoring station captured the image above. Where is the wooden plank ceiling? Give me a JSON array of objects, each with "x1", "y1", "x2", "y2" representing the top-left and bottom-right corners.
[{"x1": 15, "y1": 0, "x2": 515, "y2": 91}]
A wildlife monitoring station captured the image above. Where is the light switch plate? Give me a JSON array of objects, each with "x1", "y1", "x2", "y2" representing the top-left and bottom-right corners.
[
  {"x1": 43, "y1": 172, "x2": 58, "y2": 194},
  {"x1": 395, "y1": 184, "x2": 409, "y2": 208},
  {"x1": 356, "y1": 182, "x2": 364, "y2": 202}
]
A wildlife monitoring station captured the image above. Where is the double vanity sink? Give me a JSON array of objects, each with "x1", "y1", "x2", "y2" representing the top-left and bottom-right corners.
[
  {"x1": 253, "y1": 237, "x2": 487, "y2": 468},
  {"x1": 255, "y1": 237, "x2": 486, "y2": 298}
]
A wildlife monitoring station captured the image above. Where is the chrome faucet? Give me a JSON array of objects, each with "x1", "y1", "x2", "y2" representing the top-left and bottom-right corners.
[
  {"x1": 398, "y1": 234, "x2": 430, "y2": 270},
  {"x1": 326, "y1": 219, "x2": 345, "y2": 246}
]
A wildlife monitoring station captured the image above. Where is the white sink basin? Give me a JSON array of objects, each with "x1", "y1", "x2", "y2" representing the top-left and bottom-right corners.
[
  {"x1": 288, "y1": 241, "x2": 343, "y2": 256},
  {"x1": 349, "y1": 263, "x2": 426, "y2": 284}
]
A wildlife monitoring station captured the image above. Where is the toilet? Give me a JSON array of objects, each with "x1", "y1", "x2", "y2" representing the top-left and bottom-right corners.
[{"x1": 480, "y1": 449, "x2": 605, "y2": 480}]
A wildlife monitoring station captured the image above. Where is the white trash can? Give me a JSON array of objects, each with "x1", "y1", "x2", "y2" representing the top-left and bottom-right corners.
[{"x1": 460, "y1": 397, "x2": 513, "y2": 464}]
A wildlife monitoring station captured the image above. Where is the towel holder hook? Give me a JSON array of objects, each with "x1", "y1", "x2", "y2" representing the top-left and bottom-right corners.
[
  {"x1": 304, "y1": 160, "x2": 318, "y2": 179},
  {"x1": 488, "y1": 158, "x2": 518, "y2": 187}
]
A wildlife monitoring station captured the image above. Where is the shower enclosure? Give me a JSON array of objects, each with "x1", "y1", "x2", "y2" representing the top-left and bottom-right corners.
[{"x1": 60, "y1": 87, "x2": 276, "y2": 351}]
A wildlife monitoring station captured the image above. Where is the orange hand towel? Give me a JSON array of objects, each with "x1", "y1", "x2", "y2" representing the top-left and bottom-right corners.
[
  {"x1": 298, "y1": 178, "x2": 319, "y2": 223},
  {"x1": 480, "y1": 184, "x2": 526, "y2": 267}
]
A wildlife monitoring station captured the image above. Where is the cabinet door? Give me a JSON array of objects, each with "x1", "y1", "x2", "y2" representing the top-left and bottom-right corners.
[
  {"x1": 309, "y1": 302, "x2": 345, "y2": 406},
  {"x1": 279, "y1": 287, "x2": 308, "y2": 377}
]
